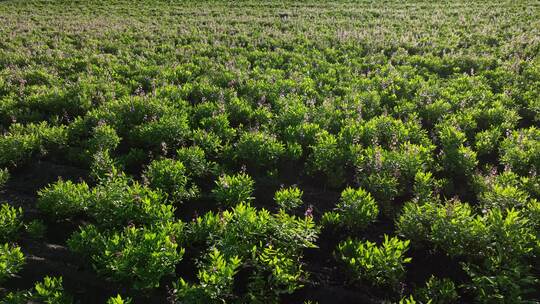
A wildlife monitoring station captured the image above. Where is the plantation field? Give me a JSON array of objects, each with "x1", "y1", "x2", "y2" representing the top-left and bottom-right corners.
[{"x1": 0, "y1": 0, "x2": 539, "y2": 303}]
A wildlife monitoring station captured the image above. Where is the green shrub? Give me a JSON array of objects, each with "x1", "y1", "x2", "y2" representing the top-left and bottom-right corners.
[
  {"x1": 131, "y1": 111, "x2": 191, "y2": 153},
  {"x1": 475, "y1": 127, "x2": 502, "y2": 156},
  {"x1": 199, "y1": 113, "x2": 236, "y2": 143},
  {"x1": 462, "y1": 259, "x2": 536, "y2": 304},
  {"x1": 212, "y1": 173, "x2": 254, "y2": 207},
  {"x1": 107, "y1": 295, "x2": 132, "y2": 304},
  {"x1": 235, "y1": 130, "x2": 286, "y2": 169},
  {"x1": 481, "y1": 208, "x2": 536, "y2": 265},
  {"x1": 415, "y1": 276, "x2": 459, "y2": 304},
  {"x1": 437, "y1": 123, "x2": 478, "y2": 177},
  {"x1": 398, "y1": 200, "x2": 538, "y2": 302},
  {"x1": 0, "y1": 122, "x2": 67, "y2": 167},
  {"x1": 174, "y1": 249, "x2": 241, "y2": 303},
  {"x1": 283, "y1": 122, "x2": 322, "y2": 149},
  {"x1": 412, "y1": 171, "x2": 443, "y2": 204},
  {"x1": 68, "y1": 222, "x2": 185, "y2": 290},
  {"x1": 336, "y1": 235, "x2": 411, "y2": 287},
  {"x1": 0, "y1": 203, "x2": 23, "y2": 242},
  {"x1": 87, "y1": 123, "x2": 121, "y2": 156},
  {"x1": 274, "y1": 186, "x2": 303, "y2": 211},
  {"x1": 500, "y1": 127, "x2": 539, "y2": 176},
  {"x1": 307, "y1": 131, "x2": 346, "y2": 187},
  {"x1": 33, "y1": 276, "x2": 72, "y2": 304},
  {"x1": 226, "y1": 96, "x2": 254, "y2": 126},
  {"x1": 347, "y1": 115, "x2": 430, "y2": 149},
  {"x1": 0, "y1": 168, "x2": 8, "y2": 189},
  {"x1": 176, "y1": 145, "x2": 217, "y2": 179},
  {"x1": 185, "y1": 203, "x2": 318, "y2": 302},
  {"x1": 0, "y1": 243, "x2": 25, "y2": 283},
  {"x1": 322, "y1": 187, "x2": 378, "y2": 231},
  {"x1": 473, "y1": 170, "x2": 540, "y2": 205},
  {"x1": 396, "y1": 200, "x2": 486, "y2": 256},
  {"x1": 191, "y1": 129, "x2": 223, "y2": 157},
  {"x1": 1, "y1": 276, "x2": 72, "y2": 304},
  {"x1": 478, "y1": 184, "x2": 530, "y2": 211},
  {"x1": 353, "y1": 142, "x2": 435, "y2": 206},
  {"x1": 37, "y1": 180, "x2": 91, "y2": 220},
  {"x1": 398, "y1": 295, "x2": 418, "y2": 304},
  {"x1": 144, "y1": 158, "x2": 198, "y2": 203},
  {"x1": 89, "y1": 173, "x2": 175, "y2": 228},
  {"x1": 90, "y1": 149, "x2": 119, "y2": 181},
  {"x1": 527, "y1": 199, "x2": 540, "y2": 230}
]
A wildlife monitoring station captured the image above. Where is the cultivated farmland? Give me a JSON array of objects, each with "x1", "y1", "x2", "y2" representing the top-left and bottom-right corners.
[{"x1": 0, "y1": 1, "x2": 539, "y2": 303}]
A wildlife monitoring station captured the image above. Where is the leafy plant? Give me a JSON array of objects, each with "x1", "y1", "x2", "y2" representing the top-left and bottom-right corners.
[
  {"x1": 322, "y1": 187, "x2": 378, "y2": 231},
  {"x1": 89, "y1": 172, "x2": 175, "y2": 228},
  {"x1": 68, "y1": 222, "x2": 185, "y2": 290},
  {"x1": 307, "y1": 131, "x2": 346, "y2": 187},
  {"x1": 0, "y1": 122, "x2": 67, "y2": 167},
  {"x1": 174, "y1": 249, "x2": 241, "y2": 303},
  {"x1": 0, "y1": 243, "x2": 25, "y2": 282},
  {"x1": 87, "y1": 123, "x2": 121, "y2": 156},
  {"x1": 107, "y1": 294, "x2": 132, "y2": 304},
  {"x1": 176, "y1": 145, "x2": 217, "y2": 179},
  {"x1": 0, "y1": 168, "x2": 8, "y2": 189},
  {"x1": 212, "y1": 173, "x2": 254, "y2": 207},
  {"x1": 0, "y1": 203, "x2": 23, "y2": 242},
  {"x1": 274, "y1": 186, "x2": 303, "y2": 211},
  {"x1": 478, "y1": 184, "x2": 530, "y2": 211},
  {"x1": 415, "y1": 276, "x2": 459, "y2": 304},
  {"x1": 397, "y1": 200, "x2": 486, "y2": 256},
  {"x1": 336, "y1": 235, "x2": 411, "y2": 287},
  {"x1": 144, "y1": 158, "x2": 198, "y2": 203},
  {"x1": 37, "y1": 180, "x2": 91, "y2": 220},
  {"x1": 1, "y1": 276, "x2": 72, "y2": 304},
  {"x1": 500, "y1": 127, "x2": 539, "y2": 176},
  {"x1": 185, "y1": 203, "x2": 318, "y2": 302},
  {"x1": 235, "y1": 130, "x2": 286, "y2": 169},
  {"x1": 437, "y1": 123, "x2": 478, "y2": 178}
]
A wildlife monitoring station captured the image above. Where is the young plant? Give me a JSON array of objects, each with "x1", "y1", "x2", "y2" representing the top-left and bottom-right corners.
[
  {"x1": 176, "y1": 145, "x2": 217, "y2": 179},
  {"x1": 0, "y1": 168, "x2": 8, "y2": 189},
  {"x1": 185, "y1": 203, "x2": 318, "y2": 302},
  {"x1": 0, "y1": 243, "x2": 25, "y2": 282},
  {"x1": 396, "y1": 200, "x2": 486, "y2": 256},
  {"x1": 500, "y1": 127, "x2": 539, "y2": 175},
  {"x1": 107, "y1": 295, "x2": 132, "y2": 304},
  {"x1": 212, "y1": 173, "x2": 254, "y2": 207},
  {"x1": 0, "y1": 203, "x2": 23, "y2": 242},
  {"x1": 174, "y1": 249, "x2": 241, "y2": 303},
  {"x1": 322, "y1": 187, "x2": 378, "y2": 231},
  {"x1": 274, "y1": 186, "x2": 303, "y2": 211},
  {"x1": 336, "y1": 235, "x2": 411, "y2": 287},
  {"x1": 478, "y1": 184, "x2": 530, "y2": 211},
  {"x1": 307, "y1": 131, "x2": 346, "y2": 187},
  {"x1": 68, "y1": 222, "x2": 185, "y2": 290},
  {"x1": 415, "y1": 276, "x2": 459, "y2": 304},
  {"x1": 437, "y1": 123, "x2": 478, "y2": 178},
  {"x1": 86, "y1": 123, "x2": 121, "y2": 156},
  {"x1": 89, "y1": 173, "x2": 175, "y2": 229},
  {"x1": 144, "y1": 158, "x2": 198, "y2": 203},
  {"x1": 37, "y1": 180, "x2": 91, "y2": 220},
  {"x1": 2, "y1": 276, "x2": 72, "y2": 304},
  {"x1": 235, "y1": 131, "x2": 286, "y2": 169}
]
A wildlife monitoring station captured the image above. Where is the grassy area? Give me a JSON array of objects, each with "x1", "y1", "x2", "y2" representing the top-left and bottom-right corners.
[{"x1": 0, "y1": 0, "x2": 539, "y2": 303}]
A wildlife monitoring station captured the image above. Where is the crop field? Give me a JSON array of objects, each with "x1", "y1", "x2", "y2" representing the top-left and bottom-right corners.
[{"x1": 0, "y1": 0, "x2": 539, "y2": 303}]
